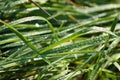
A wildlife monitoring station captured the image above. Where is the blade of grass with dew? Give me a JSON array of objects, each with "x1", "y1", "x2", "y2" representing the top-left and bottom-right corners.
[
  {"x1": 0, "y1": 20, "x2": 55, "y2": 68},
  {"x1": 42, "y1": 35, "x2": 106, "y2": 55}
]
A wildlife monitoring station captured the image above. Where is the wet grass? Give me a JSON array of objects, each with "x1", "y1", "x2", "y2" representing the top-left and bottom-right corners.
[{"x1": 0, "y1": 0, "x2": 120, "y2": 80}]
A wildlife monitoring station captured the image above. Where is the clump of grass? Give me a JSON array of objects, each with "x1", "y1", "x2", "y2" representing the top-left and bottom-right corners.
[{"x1": 0, "y1": 0, "x2": 120, "y2": 80}]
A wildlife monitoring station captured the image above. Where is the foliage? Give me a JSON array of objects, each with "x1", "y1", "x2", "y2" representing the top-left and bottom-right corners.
[{"x1": 0, "y1": 0, "x2": 120, "y2": 80}]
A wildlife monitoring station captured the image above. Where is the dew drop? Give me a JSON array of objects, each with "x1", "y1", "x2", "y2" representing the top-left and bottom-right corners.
[{"x1": 35, "y1": 23, "x2": 40, "y2": 27}]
